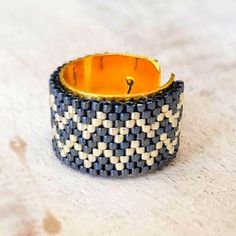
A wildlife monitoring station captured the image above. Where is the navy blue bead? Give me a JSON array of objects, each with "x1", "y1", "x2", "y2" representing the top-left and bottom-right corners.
[
  {"x1": 98, "y1": 157, "x2": 108, "y2": 165},
  {"x1": 132, "y1": 168, "x2": 140, "y2": 176},
  {"x1": 146, "y1": 144, "x2": 155, "y2": 152},
  {"x1": 126, "y1": 162, "x2": 134, "y2": 169},
  {"x1": 105, "y1": 164, "x2": 113, "y2": 171},
  {"x1": 69, "y1": 120, "x2": 77, "y2": 129},
  {"x1": 114, "y1": 120, "x2": 124, "y2": 128},
  {"x1": 82, "y1": 116, "x2": 91, "y2": 124},
  {"x1": 71, "y1": 149, "x2": 78, "y2": 156},
  {"x1": 141, "y1": 166, "x2": 149, "y2": 174},
  {"x1": 160, "y1": 147, "x2": 167, "y2": 154},
  {"x1": 76, "y1": 108, "x2": 84, "y2": 117},
  {"x1": 115, "y1": 104, "x2": 124, "y2": 113},
  {"x1": 103, "y1": 102, "x2": 112, "y2": 113},
  {"x1": 115, "y1": 149, "x2": 125, "y2": 156},
  {"x1": 141, "y1": 138, "x2": 150, "y2": 147},
  {"x1": 94, "y1": 163, "x2": 102, "y2": 171},
  {"x1": 96, "y1": 127, "x2": 107, "y2": 136},
  {"x1": 64, "y1": 158, "x2": 70, "y2": 166},
  {"x1": 120, "y1": 142, "x2": 129, "y2": 149},
  {"x1": 75, "y1": 158, "x2": 83, "y2": 165},
  {"x1": 120, "y1": 113, "x2": 130, "y2": 121},
  {"x1": 137, "y1": 160, "x2": 145, "y2": 168},
  {"x1": 137, "y1": 103, "x2": 146, "y2": 112},
  {"x1": 63, "y1": 96, "x2": 71, "y2": 105},
  {"x1": 131, "y1": 154, "x2": 141, "y2": 162},
  {"x1": 91, "y1": 101, "x2": 101, "y2": 111},
  {"x1": 71, "y1": 162, "x2": 78, "y2": 170},
  {"x1": 92, "y1": 133, "x2": 101, "y2": 142},
  {"x1": 89, "y1": 169, "x2": 98, "y2": 176},
  {"x1": 125, "y1": 134, "x2": 134, "y2": 142},
  {"x1": 99, "y1": 170, "x2": 108, "y2": 177},
  {"x1": 137, "y1": 132, "x2": 146, "y2": 141},
  {"x1": 83, "y1": 146, "x2": 91, "y2": 154},
  {"x1": 110, "y1": 170, "x2": 118, "y2": 177},
  {"x1": 141, "y1": 111, "x2": 151, "y2": 119},
  {"x1": 72, "y1": 99, "x2": 80, "y2": 109},
  {"x1": 147, "y1": 117, "x2": 156, "y2": 125},
  {"x1": 81, "y1": 100, "x2": 90, "y2": 110},
  {"x1": 87, "y1": 110, "x2": 96, "y2": 119},
  {"x1": 131, "y1": 126, "x2": 141, "y2": 134},
  {"x1": 147, "y1": 101, "x2": 156, "y2": 110},
  {"x1": 150, "y1": 162, "x2": 158, "y2": 171},
  {"x1": 79, "y1": 166, "x2": 87, "y2": 173},
  {"x1": 108, "y1": 113, "x2": 117, "y2": 121},
  {"x1": 73, "y1": 129, "x2": 82, "y2": 137},
  {"x1": 66, "y1": 153, "x2": 74, "y2": 161},
  {"x1": 121, "y1": 169, "x2": 129, "y2": 176},
  {"x1": 78, "y1": 137, "x2": 86, "y2": 145},
  {"x1": 125, "y1": 102, "x2": 135, "y2": 113},
  {"x1": 156, "y1": 128, "x2": 164, "y2": 135},
  {"x1": 157, "y1": 99, "x2": 164, "y2": 107},
  {"x1": 109, "y1": 142, "x2": 117, "y2": 150},
  {"x1": 153, "y1": 108, "x2": 161, "y2": 116},
  {"x1": 88, "y1": 140, "x2": 97, "y2": 148},
  {"x1": 103, "y1": 135, "x2": 113, "y2": 143}
]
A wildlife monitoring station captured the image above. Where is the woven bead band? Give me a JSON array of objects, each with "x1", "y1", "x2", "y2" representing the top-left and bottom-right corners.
[{"x1": 49, "y1": 62, "x2": 184, "y2": 177}]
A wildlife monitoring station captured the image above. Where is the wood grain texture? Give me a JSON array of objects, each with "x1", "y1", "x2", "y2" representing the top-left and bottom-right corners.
[{"x1": 0, "y1": 0, "x2": 236, "y2": 235}]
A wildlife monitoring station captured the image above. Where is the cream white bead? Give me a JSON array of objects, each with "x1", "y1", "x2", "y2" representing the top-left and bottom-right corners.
[
  {"x1": 147, "y1": 130, "x2": 155, "y2": 138},
  {"x1": 172, "y1": 138, "x2": 178, "y2": 146},
  {"x1": 146, "y1": 157, "x2": 154, "y2": 166},
  {"x1": 174, "y1": 111, "x2": 180, "y2": 119},
  {"x1": 136, "y1": 119, "x2": 145, "y2": 126},
  {"x1": 60, "y1": 150, "x2": 66, "y2": 157},
  {"x1": 160, "y1": 133, "x2": 168, "y2": 141},
  {"x1": 114, "y1": 135, "x2": 124, "y2": 143},
  {"x1": 125, "y1": 120, "x2": 135, "y2": 128},
  {"x1": 96, "y1": 111, "x2": 106, "y2": 120},
  {"x1": 156, "y1": 141, "x2": 163, "y2": 149},
  {"x1": 109, "y1": 128, "x2": 119, "y2": 136},
  {"x1": 88, "y1": 154, "x2": 96, "y2": 162},
  {"x1": 55, "y1": 113, "x2": 60, "y2": 122},
  {"x1": 120, "y1": 156, "x2": 129, "y2": 163},
  {"x1": 131, "y1": 112, "x2": 140, "y2": 120},
  {"x1": 68, "y1": 106, "x2": 75, "y2": 115},
  {"x1": 84, "y1": 160, "x2": 92, "y2": 168},
  {"x1": 61, "y1": 117, "x2": 68, "y2": 125},
  {"x1": 77, "y1": 123, "x2": 87, "y2": 131},
  {"x1": 93, "y1": 148, "x2": 102, "y2": 157},
  {"x1": 110, "y1": 156, "x2": 119, "y2": 164},
  {"x1": 162, "y1": 104, "x2": 169, "y2": 113},
  {"x1": 73, "y1": 114, "x2": 78, "y2": 122},
  {"x1": 150, "y1": 150, "x2": 158, "y2": 157},
  {"x1": 151, "y1": 122, "x2": 160, "y2": 130},
  {"x1": 82, "y1": 131, "x2": 91, "y2": 139},
  {"x1": 104, "y1": 149, "x2": 113, "y2": 158},
  {"x1": 142, "y1": 125, "x2": 151, "y2": 133},
  {"x1": 91, "y1": 118, "x2": 102, "y2": 127},
  {"x1": 87, "y1": 124, "x2": 95, "y2": 133},
  {"x1": 125, "y1": 148, "x2": 134, "y2": 156},
  {"x1": 141, "y1": 152, "x2": 150, "y2": 160},
  {"x1": 119, "y1": 127, "x2": 129, "y2": 135},
  {"x1": 74, "y1": 143, "x2": 82, "y2": 151},
  {"x1": 115, "y1": 163, "x2": 124, "y2": 171},
  {"x1": 64, "y1": 112, "x2": 70, "y2": 119},
  {"x1": 131, "y1": 140, "x2": 140, "y2": 148},
  {"x1": 164, "y1": 138, "x2": 171, "y2": 145},
  {"x1": 79, "y1": 151, "x2": 88, "y2": 160},
  {"x1": 98, "y1": 142, "x2": 107, "y2": 150},
  {"x1": 58, "y1": 122, "x2": 64, "y2": 130},
  {"x1": 136, "y1": 147, "x2": 145, "y2": 154},
  {"x1": 70, "y1": 134, "x2": 77, "y2": 143},
  {"x1": 165, "y1": 110, "x2": 172, "y2": 118},
  {"x1": 157, "y1": 113, "x2": 164, "y2": 121},
  {"x1": 103, "y1": 120, "x2": 113, "y2": 128},
  {"x1": 57, "y1": 140, "x2": 62, "y2": 148}
]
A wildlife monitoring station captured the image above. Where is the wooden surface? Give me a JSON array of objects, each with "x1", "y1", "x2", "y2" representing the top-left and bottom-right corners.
[{"x1": 0, "y1": 0, "x2": 236, "y2": 235}]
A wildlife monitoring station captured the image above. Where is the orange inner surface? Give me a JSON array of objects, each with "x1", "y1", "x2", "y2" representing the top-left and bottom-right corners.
[{"x1": 60, "y1": 54, "x2": 162, "y2": 98}]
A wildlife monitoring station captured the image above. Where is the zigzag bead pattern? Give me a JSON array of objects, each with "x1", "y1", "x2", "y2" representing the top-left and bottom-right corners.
[{"x1": 49, "y1": 65, "x2": 184, "y2": 177}]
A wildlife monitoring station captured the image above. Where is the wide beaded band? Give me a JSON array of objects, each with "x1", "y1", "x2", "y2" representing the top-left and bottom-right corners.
[{"x1": 49, "y1": 65, "x2": 184, "y2": 177}]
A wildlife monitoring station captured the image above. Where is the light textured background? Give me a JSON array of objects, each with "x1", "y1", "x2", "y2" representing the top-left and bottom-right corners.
[{"x1": 0, "y1": 0, "x2": 236, "y2": 236}]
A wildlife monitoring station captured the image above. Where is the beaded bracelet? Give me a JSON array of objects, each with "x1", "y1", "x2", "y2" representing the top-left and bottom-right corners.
[{"x1": 49, "y1": 53, "x2": 184, "y2": 177}]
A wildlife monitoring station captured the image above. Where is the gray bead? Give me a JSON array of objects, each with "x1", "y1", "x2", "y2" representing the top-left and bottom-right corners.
[
  {"x1": 82, "y1": 116, "x2": 91, "y2": 124},
  {"x1": 160, "y1": 119, "x2": 168, "y2": 127},
  {"x1": 71, "y1": 162, "x2": 78, "y2": 170},
  {"x1": 155, "y1": 155, "x2": 162, "y2": 162},
  {"x1": 159, "y1": 147, "x2": 167, "y2": 154},
  {"x1": 141, "y1": 138, "x2": 150, "y2": 147},
  {"x1": 96, "y1": 127, "x2": 107, "y2": 136},
  {"x1": 64, "y1": 158, "x2": 70, "y2": 166},
  {"x1": 108, "y1": 113, "x2": 117, "y2": 121},
  {"x1": 78, "y1": 137, "x2": 86, "y2": 145},
  {"x1": 109, "y1": 142, "x2": 117, "y2": 150},
  {"x1": 137, "y1": 132, "x2": 146, "y2": 141},
  {"x1": 120, "y1": 142, "x2": 129, "y2": 149},
  {"x1": 131, "y1": 126, "x2": 140, "y2": 134},
  {"x1": 69, "y1": 120, "x2": 77, "y2": 129},
  {"x1": 125, "y1": 134, "x2": 134, "y2": 142},
  {"x1": 146, "y1": 144, "x2": 155, "y2": 152},
  {"x1": 103, "y1": 102, "x2": 112, "y2": 113},
  {"x1": 103, "y1": 135, "x2": 113, "y2": 143},
  {"x1": 150, "y1": 162, "x2": 158, "y2": 171},
  {"x1": 63, "y1": 96, "x2": 71, "y2": 105},
  {"x1": 157, "y1": 99, "x2": 164, "y2": 107},
  {"x1": 73, "y1": 129, "x2": 82, "y2": 137},
  {"x1": 72, "y1": 99, "x2": 80, "y2": 109},
  {"x1": 156, "y1": 128, "x2": 164, "y2": 136},
  {"x1": 131, "y1": 154, "x2": 141, "y2": 162},
  {"x1": 120, "y1": 113, "x2": 130, "y2": 121},
  {"x1": 141, "y1": 111, "x2": 151, "y2": 119},
  {"x1": 66, "y1": 153, "x2": 74, "y2": 161},
  {"x1": 115, "y1": 149, "x2": 125, "y2": 157},
  {"x1": 76, "y1": 108, "x2": 84, "y2": 117},
  {"x1": 70, "y1": 149, "x2": 78, "y2": 156},
  {"x1": 137, "y1": 103, "x2": 146, "y2": 112},
  {"x1": 98, "y1": 157, "x2": 108, "y2": 165},
  {"x1": 125, "y1": 103, "x2": 135, "y2": 113}
]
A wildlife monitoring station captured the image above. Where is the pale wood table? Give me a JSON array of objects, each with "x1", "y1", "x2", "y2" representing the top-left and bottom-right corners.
[{"x1": 0, "y1": 0, "x2": 236, "y2": 235}]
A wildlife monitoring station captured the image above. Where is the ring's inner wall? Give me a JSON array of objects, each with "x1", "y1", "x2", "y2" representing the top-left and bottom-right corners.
[{"x1": 61, "y1": 54, "x2": 161, "y2": 96}]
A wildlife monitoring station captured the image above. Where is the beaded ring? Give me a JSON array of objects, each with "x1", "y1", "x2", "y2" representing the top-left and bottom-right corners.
[{"x1": 49, "y1": 53, "x2": 184, "y2": 177}]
